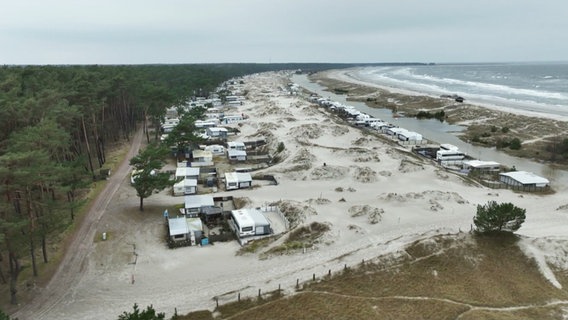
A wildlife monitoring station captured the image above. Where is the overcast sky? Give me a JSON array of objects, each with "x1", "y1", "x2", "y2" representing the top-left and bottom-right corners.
[{"x1": 1, "y1": 0, "x2": 567, "y2": 65}]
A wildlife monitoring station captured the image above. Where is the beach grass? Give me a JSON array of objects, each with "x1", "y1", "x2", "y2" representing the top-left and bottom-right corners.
[{"x1": 192, "y1": 233, "x2": 568, "y2": 319}]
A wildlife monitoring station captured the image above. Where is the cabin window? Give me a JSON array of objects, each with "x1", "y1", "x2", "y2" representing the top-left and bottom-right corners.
[
  {"x1": 242, "y1": 226, "x2": 253, "y2": 232},
  {"x1": 174, "y1": 234, "x2": 185, "y2": 239}
]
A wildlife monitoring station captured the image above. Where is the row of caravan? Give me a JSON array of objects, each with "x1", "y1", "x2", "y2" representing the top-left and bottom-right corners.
[{"x1": 309, "y1": 93, "x2": 465, "y2": 162}]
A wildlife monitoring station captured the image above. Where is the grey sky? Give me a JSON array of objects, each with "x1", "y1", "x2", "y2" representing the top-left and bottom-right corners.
[{"x1": 1, "y1": 0, "x2": 566, "y2": 64}]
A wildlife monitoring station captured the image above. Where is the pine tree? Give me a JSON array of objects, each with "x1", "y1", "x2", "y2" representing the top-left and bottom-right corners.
[
  {"x1": 473, "y1": 201, "x2": 526, "y2": 233},
  {"x1": 129, "y1": 143, "x2": 172, "y2": 211}
]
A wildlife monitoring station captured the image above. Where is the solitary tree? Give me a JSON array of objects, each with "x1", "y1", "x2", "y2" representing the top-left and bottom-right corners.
[
  {"x1": 129, "y1": 143, "x2": 172, "y2": 211},
  {"x1": 473, "y1": 201, "x2": 526, "y2": 233}
]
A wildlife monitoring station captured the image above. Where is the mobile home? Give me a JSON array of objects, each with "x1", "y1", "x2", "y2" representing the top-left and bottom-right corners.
[
  {"x1": 230, "y1": 209, "x2": 271, "y2": 238},
  {"x1": 436, "y1": 149, "x2": 466, "y2": 161}
]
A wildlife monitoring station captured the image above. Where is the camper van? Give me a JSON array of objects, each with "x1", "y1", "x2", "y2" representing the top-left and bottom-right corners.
[{"x1": 436, "y1": 150, "x2": 466, "y2": 161}]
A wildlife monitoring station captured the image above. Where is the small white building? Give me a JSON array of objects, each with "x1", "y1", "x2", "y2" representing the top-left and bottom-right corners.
[
  {"x1": 184, "y1": 195, "x2": 215, "y2": 217},
  {"x1": 398, "y1": 131, "x2": 423, "y2": 142},
  {"x1": 230, "y1": 208, "x2": 271, "y2": 238},
  {"x1": 499, "y1": 171, "x2": 550, "y2": 188},
  {"x1": 204, "y1": 144, "x2": 225, "y2": 155},
  {"x1": 173, "y1": 178, "x2": 198, "y2": 196},
  {"x1": 222, "y1": 114, "x2": 244, "y2": 124},
  {"x1": 192, "y1": 150, "x2": 213, "y2": 163},
  {"x1": 175, "y1": 167, "x2": 200, "y2": 180},
  {"x1": 386, "y1": 127, "x2": 407, "y2": 136},
  {"x1": 227, "y1": 141, "x2": 246, "y2": 151},
  {"x1": 462, "y1": 160, "x2": 501, "y2": 173},
  {"x1": 194, "y1": 120, "x2": 218, "y2": 129},
  {"x1": 168, "y1": 216, "x2": 203, "y2": 245},
  {"x1": 440, "y1": 144, "x2": 460, "y2": 151},
  {"x1": 227, "y1": 149, "x2": 247, "y2": 161},
  {"x1": 206, "y1": 127, "x2": 228, "y2": 140},
  {"x1": 225, "y1": 172, "x2": 252, "y2": 190}
]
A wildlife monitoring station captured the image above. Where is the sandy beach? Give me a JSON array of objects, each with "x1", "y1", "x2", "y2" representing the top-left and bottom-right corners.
[
  {"x1": 306, "y1": 69, "x2": 568, "y2": 167},
  {"x1": 14, "y1": 71, "x2": 568, "y2": 319}
]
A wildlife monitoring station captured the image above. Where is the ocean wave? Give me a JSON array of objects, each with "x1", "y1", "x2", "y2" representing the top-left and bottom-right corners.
[{"x1": 355, "y1": 67, "x2": 568, "y2": 104}]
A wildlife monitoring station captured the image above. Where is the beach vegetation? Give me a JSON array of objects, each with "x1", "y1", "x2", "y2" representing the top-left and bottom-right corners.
[
  {"x1": 118, "y1": 303, "x2": 165, "y2": 320},
  {"x1": 473, "y1": 201, "x2": 526, "y2": 233},
  {"x1": 509, "y1": 138, "x2": 522, "y2": 150},
  {"x1": 501, "y1": 126, "x2": 510, "y2": 133},
  {"x1": 415, "y1": 110, "x2": 445, "y2": 122},
  {"x1": 333, "y1": 88, "x2": 349, "y2": 94},
  {"x1": 277, "y1": 142, "x2": 285, "y2": 153}
]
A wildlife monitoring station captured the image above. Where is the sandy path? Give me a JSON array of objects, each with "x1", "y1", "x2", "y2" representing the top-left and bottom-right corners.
[{"x1": 11, "y1": 128, "x2": 144, "y2": 320}]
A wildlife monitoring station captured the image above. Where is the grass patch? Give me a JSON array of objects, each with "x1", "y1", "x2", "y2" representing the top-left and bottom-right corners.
[
  {"x1": 237, "y1": 237, "x2": 275, "y2": 255},
  {"x1": 177, "y1": 232, "x2": 568, "y2": 319},
  {"x1": 264, "y1": 222, "x2": 330, "y2": 256}
]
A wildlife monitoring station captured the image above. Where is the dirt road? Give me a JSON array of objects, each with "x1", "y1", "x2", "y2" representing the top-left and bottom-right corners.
[{"x1": 11, "y1": 128, "x2": 143, "y2": 320}]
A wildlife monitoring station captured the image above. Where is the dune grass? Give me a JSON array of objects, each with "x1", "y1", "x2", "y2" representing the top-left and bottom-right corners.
[{"x1": 187, "y1": 232, "x2": 568, "y2": 319}]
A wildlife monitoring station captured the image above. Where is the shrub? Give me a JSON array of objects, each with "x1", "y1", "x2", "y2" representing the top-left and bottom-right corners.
[{"x1": 509, "y1": 138, "x2": 522, "y2": 150}]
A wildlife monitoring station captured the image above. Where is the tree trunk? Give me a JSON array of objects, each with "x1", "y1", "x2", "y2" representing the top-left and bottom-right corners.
[
  {"x1": 92, "y1": 113, "x2": 104, "y2": 168},
  {"x1": 26, "y1": 187, "x2": 38, "y2": 277},
  {"x1": 82, "y1": 116, "x2": 96, "y2": 180},
  {"x1": 9, "y1": 251, "x2": 20, "y2": 305},
  {"x1": 139, "y1": 196, "x2": 144, "y2": 212},
  {"x1": 42, "y1": 233, "x2": 48, "y2": 263},
  {"x1": 0, "y1": 253, "x2": 7, "y2": 284},
  {"x1": 67, "y1": 190, "x2": 75, "y2": 221},
  {"x1": 30, "y1": 237, "x2": 38, "y2": 277}
]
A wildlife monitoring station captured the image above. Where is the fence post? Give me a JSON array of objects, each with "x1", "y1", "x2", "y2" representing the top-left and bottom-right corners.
[
  {"x1": 258, "y1": 288, "x2": 261, "y2": 298},
  {"x1": 296, "y1": 278, "x2": 299, "y2": 288},
  {"x1": 215, "y1": 297, "x2": 218, "y2": 308},
  {"x1": 313, "y1": 273, "x2": 316, "y2": 281},
  {"x1": 238, "y1": 292, "x2": 241, "y2": 302},
  {"x1": 328, "y1": 269, "x2": 331, "y2": 277}
]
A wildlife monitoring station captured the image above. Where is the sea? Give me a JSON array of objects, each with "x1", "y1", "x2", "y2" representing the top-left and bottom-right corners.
[
  {"x1": 291, "y1": 62, "x2": 568, "y2": 188},
  {"x1": 345, "y1": 62, "x2": 568, "y2": 118}
]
